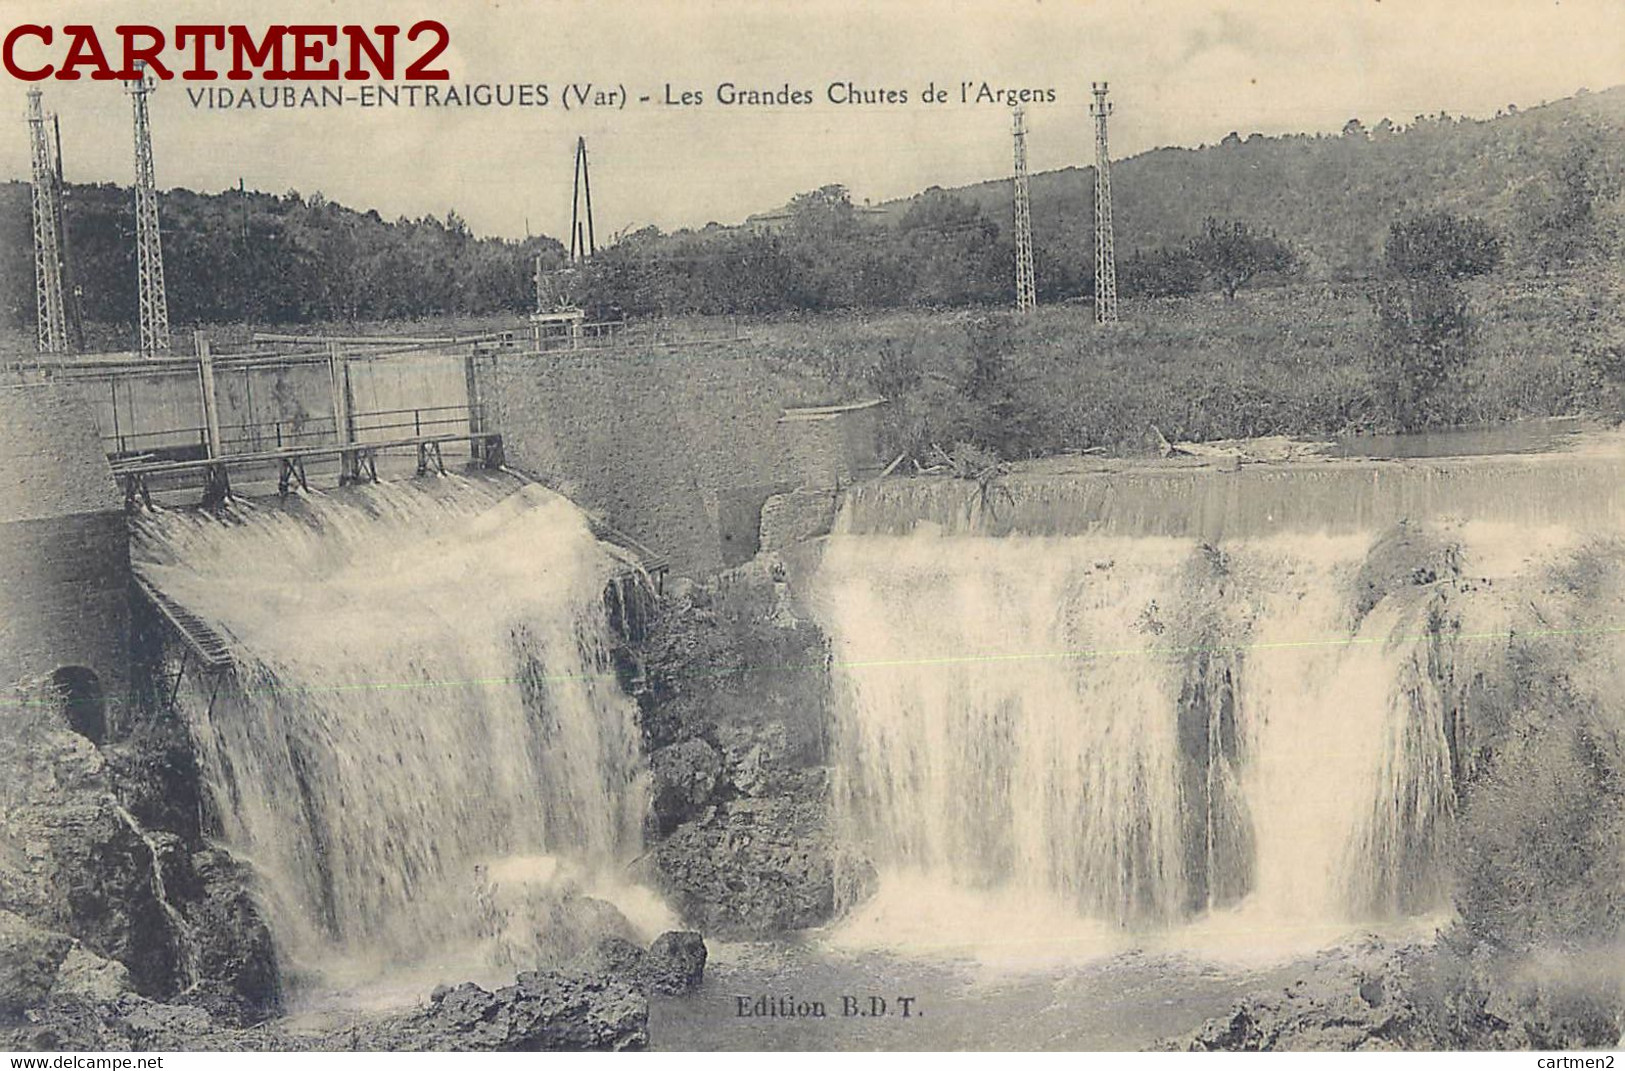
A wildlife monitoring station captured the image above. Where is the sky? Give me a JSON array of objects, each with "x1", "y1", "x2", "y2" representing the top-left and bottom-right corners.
[{"x1": 0, "y1": 0, "x2": 1621, "y2": 242}]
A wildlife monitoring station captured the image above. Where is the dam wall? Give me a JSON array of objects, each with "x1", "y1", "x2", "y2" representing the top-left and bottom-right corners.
[
  {"x1": 837, "y1": 448, "x2": 1625, "y2": 539},
  {"x1": 476, "y1": 346, "x2": 881, "y2": 576},
  {"x1": 38, "y1": 338, "x2": 883, "y2": 577}
]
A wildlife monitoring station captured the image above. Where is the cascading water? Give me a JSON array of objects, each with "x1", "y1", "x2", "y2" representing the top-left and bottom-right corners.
[
  {"x1": 133, "y1": 476, "x2": 661, "y2": 987},
  {"x1": 816, "y1": 521, "x2": 1467, "y2": 954}
]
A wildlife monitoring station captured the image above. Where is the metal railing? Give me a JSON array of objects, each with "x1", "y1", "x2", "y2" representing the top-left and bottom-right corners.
[
  {"x1": 352, "y1": 403, "x2": 484, "y2": 441},
  {"x1": 103, "y1": 424, "x2": 209, "y2": 458},
  {"x1": 218, "y1": 415, "x2": 340, "y2": 454},
  {"x1": 102, "y1": 404, "x2": 485, "y2": 460},
  {"x1": 529, "y1": 317, "x2": 745, "y2": 353}
]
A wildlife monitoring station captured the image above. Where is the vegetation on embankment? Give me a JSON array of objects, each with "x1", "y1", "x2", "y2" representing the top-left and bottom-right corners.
[{"x1": 736, "y1": 265, "x2": 1625, "y2": 462}]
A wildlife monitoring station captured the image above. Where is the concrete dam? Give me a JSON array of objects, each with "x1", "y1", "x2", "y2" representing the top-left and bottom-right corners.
[{"x1": 3, "y1": 337, "x2": 1623, "y2": 1012}]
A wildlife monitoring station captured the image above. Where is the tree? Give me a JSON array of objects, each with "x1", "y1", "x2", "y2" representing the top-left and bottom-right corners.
[
  {"x1": 1121, "y1": 247, "x2": 1203, "y2": 298},
  {"x1": 1188, "y1": 218, "x2": 1295, "y2": 301},
  {"x1": 1373, "y1": 210, "x2": 1498, "y2": 429},
  {"x1": 1515, "y1": 124, "x2": 1623, "y2": 269},
  {"x1": 1384, "y1": 210, "x2": 1501, "y2": 280},
  {"x1": 786, "y1": 184, "x2": 857, "y2": 240},
  {"x1": 1371, "y1": 277, "x2": 1473, "y2": 430},
  {"x1": 898, "y1": 190, "x2": 1004, "y2": 306}
]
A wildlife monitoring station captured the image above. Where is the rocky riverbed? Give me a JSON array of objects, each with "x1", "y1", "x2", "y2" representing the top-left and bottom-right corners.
[
  {"x1": 2, "y1": 919, "x2": 708, "y2": 1052},
  {"x1": 1169, "y1": 935, "x2": 1625, "y2": 1051},
  {"x1": 0, "y1": 639, "x2": 712, "y2": 1052}
]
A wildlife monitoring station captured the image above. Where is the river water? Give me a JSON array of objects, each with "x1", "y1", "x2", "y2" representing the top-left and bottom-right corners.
[{"x1": 649, "y1": 938, "x2": 1354, "y2": 1051}]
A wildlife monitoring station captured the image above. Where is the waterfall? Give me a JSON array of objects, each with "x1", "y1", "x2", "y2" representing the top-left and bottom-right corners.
[
  {"x1": 816, "y1": 524, "x2": 1464, "y2": 951},
  {"x1": 133, "y1": 477, "x2": 655, "y2": 985}
]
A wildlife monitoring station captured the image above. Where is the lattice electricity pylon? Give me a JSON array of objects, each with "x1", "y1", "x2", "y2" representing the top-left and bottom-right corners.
[
  {"x1": 127, "y1": 62, "x2": 170, "y2": 356},
  {"x1": 26, "y1": 89, "x2": 67, "y2": 354},
  {"x1": 1012, "y1": 106, "x2": 1037, "y2": 313},
  {"x1": 1091, "y1": 82, "x2": 1119, "y2": 324},
  {"x1": 52, "y1": 113, "x2": 87, "y2": 352},
  {"x1": 568, "y1": 136, "x2": 596, "y2": 264}
]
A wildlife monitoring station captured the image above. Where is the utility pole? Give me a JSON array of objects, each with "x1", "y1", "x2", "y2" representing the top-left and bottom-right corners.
[
  {"x1": 1091, "y1": 82, "x2": 1119, "y2": 324},
  {"x1": 1012, "y1": 106, "x2": 1037, "y2": 314},
  {"x1": 237, "y1": 177, "x2": 254, "y2": 326},
  {"x1": 127, "y1": 61, "x2": 171, "y2": 356},
  {"x1": 569, "y1": 136, "x2": 596, "y2": 264},
  {"x1": 52, "y1": 113, "x2": 85, "y2": 351},
  {"x1": 26, "y1": 89, "x2": 67, "y2": 354}
]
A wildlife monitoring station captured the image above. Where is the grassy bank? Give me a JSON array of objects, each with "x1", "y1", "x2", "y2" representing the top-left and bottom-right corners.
[{"x1": 735, "y1": 265, "x2": 1625, "y2": 460}]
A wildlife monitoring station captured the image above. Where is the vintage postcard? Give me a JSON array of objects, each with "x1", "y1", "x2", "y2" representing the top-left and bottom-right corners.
[{"x1": 0, "y1": 0, "x2": 1623, "y2": 1058}]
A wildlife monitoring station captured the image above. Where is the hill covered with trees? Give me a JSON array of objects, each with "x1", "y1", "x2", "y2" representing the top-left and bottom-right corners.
[
  {"x1": 0, "y1": 182, "x2": 564, "y2": 343},
  {"x1": 2, "y1": 84, "x2": 1622, "y2": 340},
  {"x1": 879, "y1": 84, "x2": 1625, "y2": 283}
]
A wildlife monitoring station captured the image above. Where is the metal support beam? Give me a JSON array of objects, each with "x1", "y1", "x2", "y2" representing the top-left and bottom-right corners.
[
  {"x1": 327, "y1": 341, "x2": 356, "y2": 481},
  {"x1": 196, "y1": 333, "x2": 222, "y2": 459}
]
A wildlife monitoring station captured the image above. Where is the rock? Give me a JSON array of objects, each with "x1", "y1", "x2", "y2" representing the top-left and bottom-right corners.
[
  {"x1": 726, "y1": 742, "x2": 772, "y2": 797},
  {"x1": 503, "y1": 971, "x2": 647, "y2": 1051},
  {"x1": 1172, "y1": 941, "x2": 1427, "y2": 1051},
  {"x1": 497, "y1": 889, "x2": 639, "y2": 973},
  {"x1": 118, "y1": 995, "x2": 216, "y2": 1046},
  {"x1": 6, "y1": 1003, "x2": 116, "y2": 1051},
  {"x1": 3, "y1": 970, "x2": 652, "y2": 1053},
  {"x1": 50, "y1": 944, "x2": 134, "y2": 1004},
  {"x1": 717, "y1": 723, "x2": 792, "y2": 797},
  {"x1": 713, "y1": 721, "x2": 819, "y2": 799},
  {"x1": 758, "y1": 491, "x2": 839, "y2": 554},
  {"x1": 1473, "y1": 956, "x2": 1625, "y2": 1050},
  {"x1": 406, "y1": 983, "x2": 509, "y2": 1050},
  {"x1": 649, "y1": 739, "x2": 723, "y2": 832},
  {"x1": 642, "y1": 931, "x2": 706, "y2": 995},
  {"x1": 379, "y1": 971, "x2": 648, "y2": 1051},
  {"x1": 544, "y1": 895, "x2": 638, "y2": 964},
  {"x1": 0, "y1": 710, "x2": 192, "y2": 998},
  {"x1": 573, "y1": 936, "x2": 647, "y2": 981},
  {"x1": 181, "y1": 849, "x2": 280, "y2": 1024},
  {"x1": 1352, "y1": 522, "x2": 1458, "y2": 622},
  {"x1": 655, "y1": 792, "x2": 872, "y2": 937},
  {"x1": 0, "y1": 911, "x2": 73, "y2": 1013},
  {"x1": 103, "y1": 720, "x2": 205, "y2": 845},
  {"x1": 50, "y1": 799, "x2": 186, "y2": 996}
]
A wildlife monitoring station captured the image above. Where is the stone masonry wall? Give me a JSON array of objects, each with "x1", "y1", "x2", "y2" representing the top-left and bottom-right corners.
[
  {"x1": 0, "y1": 384, "x2": 130, "y2": 713},
  {"x1": 477, "y1": 346, "x2": 874, "y2": 577}
]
